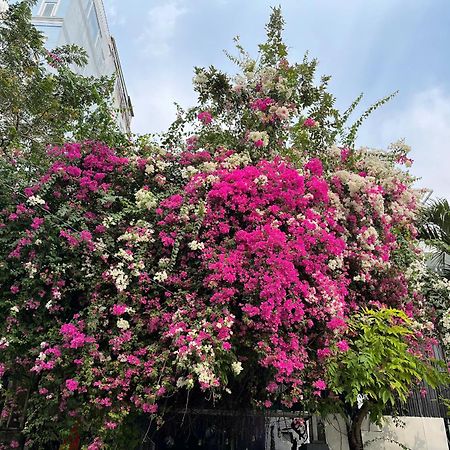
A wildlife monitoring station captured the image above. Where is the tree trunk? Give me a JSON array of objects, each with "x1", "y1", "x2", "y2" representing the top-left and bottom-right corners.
[{"x1": 347, "y1": 402, "x2": 370, "y2": 450}]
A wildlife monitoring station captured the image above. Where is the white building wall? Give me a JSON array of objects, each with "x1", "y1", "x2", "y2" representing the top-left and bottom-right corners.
[
  {"x1": 31, "y1": 0, "x2": 133, "y2": 133},
  {"x1": 325, "y1": 415, "x2": 449, "y2": 450}
]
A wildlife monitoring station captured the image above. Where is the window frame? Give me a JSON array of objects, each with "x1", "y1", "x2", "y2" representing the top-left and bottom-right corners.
[
  {"x1": 39, "y1": 0, "x2": 60, "y2": 18},
  {"x1": 87, "y1": 2, "x2": 102, "y2": 46}
]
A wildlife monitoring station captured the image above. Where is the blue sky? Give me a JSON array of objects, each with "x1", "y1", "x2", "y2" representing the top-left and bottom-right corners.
[{"x1": 105, "y1": 0, "x2": 450, "y2": 199}]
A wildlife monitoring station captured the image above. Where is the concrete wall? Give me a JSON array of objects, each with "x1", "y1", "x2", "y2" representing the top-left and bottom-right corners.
[{"x1": 325, "y1": 415, "x2": 449, "y2": 450}]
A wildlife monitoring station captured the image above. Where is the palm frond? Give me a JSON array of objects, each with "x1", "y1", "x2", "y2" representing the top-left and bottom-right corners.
[
  {"x1": 418, "y1": 198, "x2": 450, "y2": 244},
  {"x1": 419, "y1": 198, "x2": 450, "y2": 278}
]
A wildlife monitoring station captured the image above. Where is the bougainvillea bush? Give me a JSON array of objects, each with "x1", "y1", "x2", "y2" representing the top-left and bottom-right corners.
[{"x1": 0, "y1": 8, "x2": 448, "y2": 450}]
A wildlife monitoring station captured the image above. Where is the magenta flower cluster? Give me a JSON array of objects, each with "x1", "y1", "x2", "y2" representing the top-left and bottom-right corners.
[{"x1": 0, "y1": 137, "x2": 434, "y2": 447}]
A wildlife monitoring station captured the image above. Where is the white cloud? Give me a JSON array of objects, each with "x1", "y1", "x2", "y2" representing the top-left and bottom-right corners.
[
  {"x1": 139, "y1": 0, "x2": 188, "y2": 56},
  {"x1": 375, "y1": 87, "x2": 450, "y2": 200},
  {"x1": 129, "y1": 72, "x2": 195, "y2": 134}
]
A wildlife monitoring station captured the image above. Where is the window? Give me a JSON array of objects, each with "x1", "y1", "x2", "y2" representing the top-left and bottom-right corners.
[
  {"x1": 40, "y1": 1, "x2": 58, "y2": 17},
  {"x1": 88, "y1": 4, "x2": 101, "y2": 44}
]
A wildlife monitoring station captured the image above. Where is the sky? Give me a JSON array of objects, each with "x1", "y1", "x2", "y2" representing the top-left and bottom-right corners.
[{"x1": 105, "y1": 0, "x2": 450, "y2": 199}]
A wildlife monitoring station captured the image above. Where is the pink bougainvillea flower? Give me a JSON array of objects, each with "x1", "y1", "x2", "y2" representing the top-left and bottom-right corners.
[
  {"x1": 327, "y1": 317, "x2": 347, "y2": 331},
  {"x1": 336, "y1": 340, "x2": 350, "y2": 352},
  {"x1": 142, "y1": 403, "x2": 158, "y2": 414},
  {"x1": 250, "y1": 97, "x2": 274, "y2": 111},
  {"x1": 80, "y1": 230, "x2": 93, "y2": 242},
  {"x1": 340, "y1": 147, "x2": 350, "y2": 161},
  {"x1": 112, "y1": 304, "x2": 127, "y2": 316},
  {"x1": 66, "y1": 379, "x2": 79, "y2": 391},
  {"x1": 304, "y1": 158, "x2": 323, "y2": 176},
  {"x1": 66, "y1": 166, "x2": 82, "y2": 177},
  {"x1": 303, "y1": 117, "x2": 317, "y2": 127},
  {"x1": 317, "y1": 348, "x2": 332, "y2": 359},
  {"x1": 31, "y1": 217, "x2": 44, "y2": 230},
  {"x1": 87, "y1": 438, "x2": 104, "y2": 450},
  {"x1": 313, "y1": 379, "x2": 327, "y2": 390},
  {"x1": 10, "y1": 285, "x2": 20, "y2": 294},
  {"x1": 197, "y1": 111, "x2": 213, "y2": 125}
]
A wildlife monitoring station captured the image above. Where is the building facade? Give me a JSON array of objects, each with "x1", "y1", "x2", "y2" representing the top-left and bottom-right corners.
[{"x1": 31, "y1": 0, "x2": 133, "y2": 133}]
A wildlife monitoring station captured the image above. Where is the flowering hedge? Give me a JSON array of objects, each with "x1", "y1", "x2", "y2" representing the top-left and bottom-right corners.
[{"x1": 0, "y1": 7, "x2": 448, "y2": 450}]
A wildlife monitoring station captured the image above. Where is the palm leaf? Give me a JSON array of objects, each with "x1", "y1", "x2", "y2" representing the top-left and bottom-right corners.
[{"x1": 418, "y1": 198, "x2": 450, "y2": 278}]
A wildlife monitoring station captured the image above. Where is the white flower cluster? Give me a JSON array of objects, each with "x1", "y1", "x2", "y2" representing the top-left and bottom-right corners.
[
  {"x1": 188, "y1": 240, "x2": 205, "y2": 251},
  {"x1": 389, "y1": 139, "x2": 412, "y2": 165},
  {"x1": 231, "y1": 361, "x2": 243, "y2": 375},
  {"x1": 201, "y1": 161, "x2": 218, "y2": 173},
  {"x1": 155, "y1": 159, "x2": 169, "y2": 171},
  {"x1": 176, "y1": 377, "x2": 195, "y2": 389},
  {"x1": 248, "y1": 131, "x2": 269, "y2": 147},
  {"x1": 405, "y1": 259, "x2": 450, "y2": 353},
  {"x1": 117, "y1": 318, "x2": 130, "y2": 330},
  {"x1": 258, "y1": 66, "x2": 278, "y2": 92},
  {"x1": 275, "y1": 78, "x2": 294, "y2": 99},
  {"x1": 118, "y1": 222, "x2": 154, "y2": 244},
  {"x1": 222, "y1": 152, "x2": 251, "y2": 170},
  {"x1": 180, "y1": 165, "x2": 199, "y2": 179},
  {"x1": 232, "y1": 74, "x2": 247, "y2": 93},
  {"x1": 327, "y1": 255, "x2": 344, "y2": 271},
  {"x1": 274, "y1": 105, "x2": 290, "y2": 120},
  {"x1": 115, "y1": 248, "x2": 134, "y2": 262},
  {"x1": 158, "y1": 257, "x2": 171, "y2": 268},
  {"x1": 102, "y1": 216, "x2": 118, "y2": 228},
  {"x1": 154, "y1": 270, "x2": 168, "y2": 282},
  {"x1": 24, "y1": 261, "x2": 38, "y2": 278},
  {"x1": 204, "y1": 175, "x2": 220, "y2": 186},
  {"x1": 193, "y1": 71, "x2": 209, "y2": 88},
  {"x1": 405, "y1": 259, "x2": 427, "y2": 286},
  {"x1": 406, "y1": 259, "x2": 450, "y2": 295},
  {"x1": 107, "y1": 263, "x2": 129, "y2": 292},
  {"x1": 194, "y1": 362, "x2": 218, "y2": 387},
  {"x1": 334, "y1": 170, "x2": 369, "y2": 196},
  {"x1": 358, "y1": 150, "x2": 396, "y2": 179},
  {"x1": 27, "y1": 195, "x2": 45, "y2": 206},
  {"x1": 358, "y1": 147, "x2": 414, "y2": 191},
  {"x1": 135, "y1": 188, "x2": 157, "y2": 210}
]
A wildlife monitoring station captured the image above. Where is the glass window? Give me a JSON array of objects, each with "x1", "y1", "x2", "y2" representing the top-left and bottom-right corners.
[
  {"x1": 88, "y1": 5, "x2": 101, "y2": 42},
  {"x1": 41, "y1": 1, "x2": 58, "y2": 17}
]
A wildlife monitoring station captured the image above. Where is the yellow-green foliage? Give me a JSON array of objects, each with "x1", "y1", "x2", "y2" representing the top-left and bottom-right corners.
[{"x1": 326, "y1": 308, "x2": 448, "y2": 423}]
